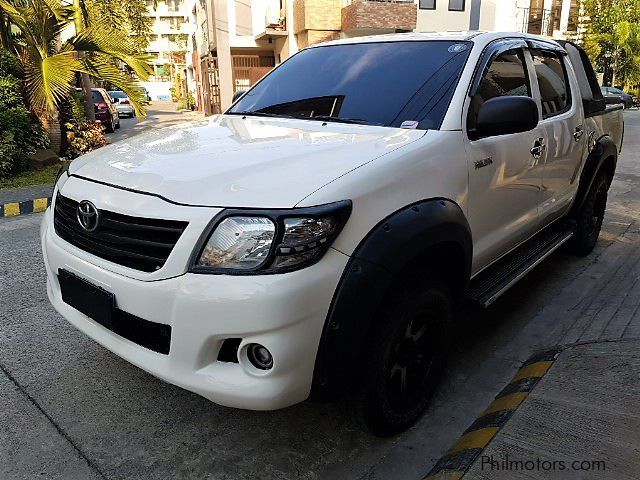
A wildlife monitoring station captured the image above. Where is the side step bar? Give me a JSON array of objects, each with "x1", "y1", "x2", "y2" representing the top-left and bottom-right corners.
[{"x1": 469, "y1": 223, "x2": 575, "y2": 308}]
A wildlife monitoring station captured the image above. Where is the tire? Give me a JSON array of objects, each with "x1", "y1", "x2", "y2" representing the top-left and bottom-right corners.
[
  {"x1": 567, "y1": 172, "x2": 609, "y2": 256},
  {"x1": 105, "y1": 119, "x2": 115, "y2": 133},
  {"x1": 619, "y1": 101, "x2": 626, "y2": 110},
  {"x1": 351, "y1": 279, "x2": 453, "y2": 436},
  {"x1": 115, "y1": 117, "x2": 121, "y2": 129}
]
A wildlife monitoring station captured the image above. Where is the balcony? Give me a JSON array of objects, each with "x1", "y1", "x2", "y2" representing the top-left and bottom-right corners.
[
  {"x1": 256, "y1": 0, "x2": 288, "y2": 40},
  {"x1": 341, "y1": 0, "x2": 416, "y2": 33}
]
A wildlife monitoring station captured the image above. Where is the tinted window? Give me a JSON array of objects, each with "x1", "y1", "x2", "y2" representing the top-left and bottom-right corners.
[
  {"x1": 229, "y1": 41, "x2": 472, "y2": 130},
  {"x1": 420, "y1": 0, "x2": 436, "y2": 8},
  {"x1": 109, "y1": 91, "x2": 127, "y2": 99},
  {"x1": 91, "y1": 91, "x2": 104, "y2": 103},
  {"x1": 532, "y1": 50, "x2": 571, "y2": 118},
  {"x1": 468, "y1": 49, "x2": 531, "y2": 131},
  {"x1": 449, "y1": 0, "x2": 465, "y2": 10}
]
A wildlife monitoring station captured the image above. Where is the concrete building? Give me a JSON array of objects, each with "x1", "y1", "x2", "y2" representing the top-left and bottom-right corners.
[{"x1": 417, "y1": 0, "x2": 581, "y2": 40}]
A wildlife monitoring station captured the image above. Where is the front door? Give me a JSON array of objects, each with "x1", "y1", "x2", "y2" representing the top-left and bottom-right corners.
[{"x1": 464, "y1": 47, "x2": 545, "y2": 274}]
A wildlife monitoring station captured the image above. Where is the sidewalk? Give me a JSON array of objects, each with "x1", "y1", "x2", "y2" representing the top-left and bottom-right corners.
[
  {"x1": 424, "y1": 215, "x2": 640, "y2": 480},
  {"x1": 463, "y1": 340, "x2": 640, "y2": 479}
]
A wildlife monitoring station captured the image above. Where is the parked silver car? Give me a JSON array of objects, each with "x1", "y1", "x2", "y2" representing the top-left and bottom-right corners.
[{"x1": 108, "y1": 91, "x2": 135, "y2": 118}]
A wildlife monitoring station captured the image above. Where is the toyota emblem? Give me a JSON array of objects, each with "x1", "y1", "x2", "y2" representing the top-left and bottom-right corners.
[{"x1": 76, "y1": 200, "x2": 100, "y2": 232}]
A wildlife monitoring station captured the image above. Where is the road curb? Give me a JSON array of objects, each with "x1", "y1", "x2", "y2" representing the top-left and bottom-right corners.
[
  {"x1": 422, "y1": 348, "x2": 563, "y2": 480},
  {"x1": 0, "y1": 197, "x2": 51, "y2": 218}
]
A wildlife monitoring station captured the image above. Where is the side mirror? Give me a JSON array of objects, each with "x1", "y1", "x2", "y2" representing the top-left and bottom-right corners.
[
  {"x1": 232, "y1": 90, "x2": 245, "y2": 103},
  {"x1": 475, "y1": 96, "x2": 538, "y2": 138},
  {"x1": 112, "y1": 97, "x2": 119, "y2": 103}
]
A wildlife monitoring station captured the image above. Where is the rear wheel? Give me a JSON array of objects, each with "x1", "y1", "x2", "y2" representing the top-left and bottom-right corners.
[
  {"x1": 115, "y1": 117, "x2": 121, "y2": 129},
  {"x1": 568, "y1": 172, "x2": 609, "y2": 256},
  {"x1": 105, "y1": 119, "x2": 115, "y2": 133},
  {"x1": 352, "y1": 280, "x2": 452, "y2": 436}
]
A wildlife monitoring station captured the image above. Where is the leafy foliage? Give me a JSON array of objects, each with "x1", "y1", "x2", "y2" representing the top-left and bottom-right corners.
[
  {"x1": 0, "y1": 48, "x2": 48, "y2": 178},
  {"x1": 83, "y1": 0, "x2": 153, "y2": 53},
  {"x1": 0, "y1": 0, "x2": 153, "y2": 118},
  {"x1": 583, "y1": 0, "x2": 640, "y2": 86},
  {"x1": 64, "y1": 119, "x2": 107, "y2": 159}
]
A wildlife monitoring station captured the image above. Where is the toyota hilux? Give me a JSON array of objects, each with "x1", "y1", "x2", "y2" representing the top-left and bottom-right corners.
[{"x1": 42, "y1": 32, "x2": 624, "y2": 435}]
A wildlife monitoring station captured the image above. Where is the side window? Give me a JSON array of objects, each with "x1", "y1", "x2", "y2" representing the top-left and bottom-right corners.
[
  {"x1": 531, "y1": 50, "x2": 571, "y2": 118},
  {"x1": 468, "y1": 49, "x2": 531, "y2": 132}
]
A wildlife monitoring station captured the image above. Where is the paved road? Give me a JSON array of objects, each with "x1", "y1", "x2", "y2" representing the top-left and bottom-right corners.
[
  {"x1": 110, "y1": 101, "x2": 204, "y2": 143},
  {"x1": 1, "y1": 111, "x2": 639, "y2": 480}
]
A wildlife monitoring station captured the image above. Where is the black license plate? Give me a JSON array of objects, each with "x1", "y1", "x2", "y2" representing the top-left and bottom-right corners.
[{"x1": 59, "y1": 269, "x2": 115, "y2": 329}]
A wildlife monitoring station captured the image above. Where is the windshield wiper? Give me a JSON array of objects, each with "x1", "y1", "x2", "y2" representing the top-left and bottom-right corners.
[{"x1": 308, "y1": 115, "x2": 373, "y2": 125}]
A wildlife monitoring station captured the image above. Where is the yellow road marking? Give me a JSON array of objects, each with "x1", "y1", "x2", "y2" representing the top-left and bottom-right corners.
[
  {"x1": 448, "y1": 427, "x2": 499, "y2": 454},
  {"x1": 33, "y1": 198, "x2": 48, "y2": 212},
  {"x1": 483, "y1": 392, "x2": 529, "y2": 415},
  {"x1": 4, "y1": 202, "x2": 20, "y2": 216},
  {"x1": 511, "y1": 361, "x2": 554, "y2": 383}
]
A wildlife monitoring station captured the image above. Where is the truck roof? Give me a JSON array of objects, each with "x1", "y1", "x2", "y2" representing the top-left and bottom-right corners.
[{"x1": 312, "y1": 31, "x2": 562, "y2": 49}]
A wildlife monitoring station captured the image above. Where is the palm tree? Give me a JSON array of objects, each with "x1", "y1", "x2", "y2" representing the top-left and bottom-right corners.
[{"x1": 0, "y1": 0, "x2": 152, "y2": 148}]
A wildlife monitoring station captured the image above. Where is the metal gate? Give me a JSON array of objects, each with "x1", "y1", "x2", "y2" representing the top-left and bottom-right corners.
[
  {"x1": 201, "y1": 56, "x2": 221, "y2": 115},
  {"x1": 232, "y1": 55, "x2": 275, "y2": 94}
]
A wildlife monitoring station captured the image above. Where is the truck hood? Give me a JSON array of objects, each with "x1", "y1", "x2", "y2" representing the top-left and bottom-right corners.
[{"x1": 70, "y1": 115, "x2": 423, "y2": 208}]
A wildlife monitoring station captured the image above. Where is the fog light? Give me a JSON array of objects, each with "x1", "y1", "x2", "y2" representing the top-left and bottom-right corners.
[{"x1": 247, "y1": 343, "x2": 273, "y2": 370}]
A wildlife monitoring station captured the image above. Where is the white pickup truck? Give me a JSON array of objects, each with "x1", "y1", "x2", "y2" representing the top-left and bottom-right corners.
[{"x1": 42, "y1": 32, "x2": 623, "y2": 436}]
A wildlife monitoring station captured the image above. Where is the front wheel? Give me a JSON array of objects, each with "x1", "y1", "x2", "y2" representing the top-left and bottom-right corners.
[
  {"x1": 567, "y1": 172, "x2": 609, "y2": 256},
  {"x1": 351, "y1": 280, "x2": 452, "y2": 436}
]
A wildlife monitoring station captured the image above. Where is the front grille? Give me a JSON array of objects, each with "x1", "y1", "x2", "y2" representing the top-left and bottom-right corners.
[{"x1": 54, "y1": 193, "x2": 188, "y2": 272}]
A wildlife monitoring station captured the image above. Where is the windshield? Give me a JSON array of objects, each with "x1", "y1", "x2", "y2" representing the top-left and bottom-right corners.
[
  {"x1": 228, "y1": 40, "x2": 472, "y2": 130},
  {"x1": 109, "y1": 91, "x2": 128, "y2": 99}
]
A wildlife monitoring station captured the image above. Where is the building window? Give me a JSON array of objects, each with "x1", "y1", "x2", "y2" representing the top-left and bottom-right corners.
[
  {"x1": 449, "y1": 0, "x2": 465, "y2": 11},
  {"x1": 419, "y1": 0, "x2": 436, "y2": 10}
]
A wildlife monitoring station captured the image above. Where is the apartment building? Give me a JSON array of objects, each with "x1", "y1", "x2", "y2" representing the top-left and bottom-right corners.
[{"x1": 142, "y1": 0, "x2": 197, "y2": 100}]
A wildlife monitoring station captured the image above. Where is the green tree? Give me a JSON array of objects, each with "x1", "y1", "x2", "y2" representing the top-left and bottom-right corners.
[
  {"x1": 83, "y1": 0, "x2": 153, "y2": 53},
  {"x1": 583, "y1": 0, "x2": 640, "y2": 87},
  {"x1": 0, "y1": 0, "x2": 152, "y2": 126}
]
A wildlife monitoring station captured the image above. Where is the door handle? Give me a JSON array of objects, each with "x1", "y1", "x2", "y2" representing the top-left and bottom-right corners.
[
  {"x1": 530, "y1": 138, "x2": 546, "y2": 159},
  {"x1": 573, "y1": 126, "x2": 584, "y2": 141}
]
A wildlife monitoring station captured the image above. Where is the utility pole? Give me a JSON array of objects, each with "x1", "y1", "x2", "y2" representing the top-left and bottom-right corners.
[{"x1": 73, "y1": 0, "x2": 95, "y2": 122}]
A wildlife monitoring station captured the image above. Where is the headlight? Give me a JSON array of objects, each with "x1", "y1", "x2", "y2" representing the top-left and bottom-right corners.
[{"x1": 192, "y1": 200, "x2": 351, "y2": 274}]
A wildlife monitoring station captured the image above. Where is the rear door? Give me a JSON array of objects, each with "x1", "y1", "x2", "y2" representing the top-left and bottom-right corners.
[
  {"x1": 528, "y1": 46, "x2": 586, "y2": 225},
  {"x1": 464, "y1": 41, "x2": 545, "y2": 273}
]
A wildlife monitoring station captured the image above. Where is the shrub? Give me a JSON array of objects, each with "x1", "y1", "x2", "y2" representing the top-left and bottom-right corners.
[
  {"x1": 0, "y1": 49, "x2": 21, "y2": 78},
  {"x1": 0, "y1": 49, "x2": 49, "y2": 178},
  {"x1": 65, "y1": 121, "x2": 108, "y2": 159}
]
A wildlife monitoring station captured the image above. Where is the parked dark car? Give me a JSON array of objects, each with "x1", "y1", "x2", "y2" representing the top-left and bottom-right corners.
[
  {"x1": 600, "y1": 86, "x2": 635, "y2": 109},
  {"x1": 77, "y1": 88, "x2": 120, "y2": 132}
]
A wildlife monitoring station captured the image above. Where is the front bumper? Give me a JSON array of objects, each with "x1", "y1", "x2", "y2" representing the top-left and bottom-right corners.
[{"x1": 41, "y1": 192, "x2": 349, "y2": 410}]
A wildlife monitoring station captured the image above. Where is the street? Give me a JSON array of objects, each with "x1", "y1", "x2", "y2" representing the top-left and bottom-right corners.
[{"x1": 1, "y1": 107, "x2": 640, "y2": 480}]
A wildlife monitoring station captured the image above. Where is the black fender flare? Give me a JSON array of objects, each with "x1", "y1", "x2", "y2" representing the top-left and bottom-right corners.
[
  {"x1": 310, "y1": 198, "x2": 472, "y2": 400},
  {"x1": 569, "y1": 135, "x2": 617, "y2": 217}
]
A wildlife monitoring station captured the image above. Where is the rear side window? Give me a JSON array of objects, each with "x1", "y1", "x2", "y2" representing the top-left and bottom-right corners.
[
  {"x1": 531, "y1": 50, "x2": 571, "y2": 118},
  {"x1": 468, "y1": 49, "x2": 531, "y2": 131},
  {"x1": 91, "y1": 91, "x2": 104, "y2": 103}
]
